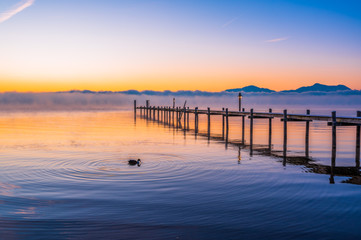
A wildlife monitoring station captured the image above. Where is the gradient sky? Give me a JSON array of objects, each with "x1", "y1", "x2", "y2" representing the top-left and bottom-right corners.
[{"x1": 0, "y1": 0, "x2": 360, "y2": 92}]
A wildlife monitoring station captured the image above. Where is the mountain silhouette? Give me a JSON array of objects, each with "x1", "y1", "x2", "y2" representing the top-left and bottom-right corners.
[
  {"x1": 225, "y1": 85, "x2": 275, "y2": 93},
  {"x1": 281, "y1": 83, "x2": 351, "y2": 93}
]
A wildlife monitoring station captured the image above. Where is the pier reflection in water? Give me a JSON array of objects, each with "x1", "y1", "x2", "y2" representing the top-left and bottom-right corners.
[{"x1": 0, "y1": 110, "x2": 361, "y2": 239}]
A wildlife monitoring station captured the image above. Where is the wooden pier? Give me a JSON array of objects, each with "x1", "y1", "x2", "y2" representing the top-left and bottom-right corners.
[{"x1": 134, "y1": 99, "x2": 361, "y2": 183}]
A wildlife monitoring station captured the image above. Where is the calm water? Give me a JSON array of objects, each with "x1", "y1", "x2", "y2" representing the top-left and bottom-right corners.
[{"x1": 0, "y1": 110, "x2": 360, "y2": 239}]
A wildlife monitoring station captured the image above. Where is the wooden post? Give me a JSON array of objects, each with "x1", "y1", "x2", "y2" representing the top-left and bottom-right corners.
[
  {"x1": 164, "y1": 107, "x2": 166, "y2": 124},
  {"x1": 195, "y1": 107, "x2": 198, "y2": 133},
  {"x1": 283, "y1": 109, "x2": 288, "y2": 164},
  {"x1": 222, "y1": 108, "x2": 225, "y2": 139},
  {"x1": 166, "y1": 107, "x2": 168, "y2": 124},
  {"x1": 168, "y1": 107, "x2": 170, "y2": 124},
  {"x1": 175, "y1": 107, "x2": 178, "y2": 128},
  {"x1": 165, "y1": 107, "x2": 167, "y2": 123},
  {"x1": 242, "y1": 108, "x2": 245, "y2": 144},
  {"x1": 250, "y1": 109, "x2": 254, "y2": 148},
  {"x1": 268, "y1": 108, "x2": 272, "y2": 150},
  {"x1": 305, "y1": 109, "x2": 310, "y2": 158},
  {"x1": 150, "y1": 104, "x2": 152, "y2": 120},
  {"x1": 157, "y1": 107, "x2": 159, "y2": 121},
  {"x1": 134, "y1": 100, "x2": 137, "y2": 118},
  {"x1": 225, "y1": 108, "x2": 229, "y2": 143},
  {"x1": 172, "y1": 108, "x2": 175, "y2": 126},
  {"x1": 356, "y1": 111, "x2": 360, "y2": 168},
  {"x1": 152, "y1": 106, "x2": 155, "y2": 121},
  {"x1": 162, "y1": 107, "x2": 164, "y2": 123},
  {"x1": 238, "y1": 93, "x2": 242, "y2": 112},
  {"x1": 146, "y1": 100, "x2": 149, "y2": 119},
  {"x1": 187, "y1": 107, "x2": 190, "y2": 130},
  {"x1": 183, "y1": 107, "x2": 186, "y2": 130},
  {"x1": 207, "y1": 107, "x2": 211, "y2": 138},
  {"x1": 330, "y1": 111, "x2": 337, "y2": 184},
  {"x1": 160, "y1": 107, "x2": 163, "y2": 122}
]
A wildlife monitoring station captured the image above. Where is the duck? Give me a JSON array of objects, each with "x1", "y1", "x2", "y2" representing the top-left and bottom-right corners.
[{"x1": 128, "y1": 159, "x2": 141, "y2": 166}]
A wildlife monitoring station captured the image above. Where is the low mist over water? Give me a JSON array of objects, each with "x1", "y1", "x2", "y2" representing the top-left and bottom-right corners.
[{"x1": 1, "y1": 92, "x2": 360, "y2": 116}]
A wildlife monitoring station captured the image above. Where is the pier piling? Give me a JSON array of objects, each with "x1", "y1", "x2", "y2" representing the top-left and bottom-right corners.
[
  {"x1": 250, "y1": 109, "x2": 254, "y2": 151},
  {"x1": 242, "y1": 108, "x2": 245, "y2": 144},
  {"x1": 268, "y1": 108, "x2": 272, "y2": 150},
  {"x1": 330, "y1": 111, "x2": 337, "y2": 184},
  {"x1": 306, "y1": 109, "x2": 310, "y2": 158},
  {"x1": 222, "y1": 108, "x2": 225, "y2": 139},
  {"x1": 195, "y1": 107, "x2": 199, "y2": 134},
  {"x1": 356, "y1": 111, "x2": 360, "y2": 168},
  {"x1": 207, "y1": 107, "x2": 211, "y2": 138},
  {"x1": 225, "y1": 108, "x2": 229, "y2": 143},
  {"x1": 283, "y1": 109, "x2": 288, "y2": 165}
]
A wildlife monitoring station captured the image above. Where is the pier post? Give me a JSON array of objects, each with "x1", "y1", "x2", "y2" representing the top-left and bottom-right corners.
[
  {"x1": 330, "y1": 111, "x2": 337, "y2": 184},
  {"x1": 163, "y1": 107, "x2": 165, "y2": 123},
  {"x1": 169, "y1": 107, "x2": 172, "y2": 125},
  {"x1": 268, "y1": 108, "x2": 272, "y2": 150},
  {"x1": 134, "y1": 100, "x2": 137, "y2": 118},
  {"x1": 250, "y1": 109, "x2": 254, "y2": 149},
  {"x1": 176, "y1": 107, "x2": 179, "y2": 128},
  {"x1": 207, "y1": 107, "x2": 211, "y2": 138},
  {"x1": 166, "y1": 106, "x2": 170, "y2": 125},
  {"x1": 283, "y1": 109, "x2": 288, "y2": 165},
  {"x1": 157, "y1": 107, "x2": 160, "y2": 122},
  {"x1": 167, "y1": 107, "x2": 169, "y2": 124},
  {"x1": 166, "y1": 107, "x2": 168, "y2": 125},
  {"x1": 187, "y1": 107, "x2": 190, "y2": 130},
  {"x1": 161, "y1": 107, "x2": 163, "y2": 123},
  {"x1": 225, "y1": 108, "x2": 229, "y2": 143},
  {"x1": 149, "y1": 105, "x2": 151, "y2": 120},
  {"x1": 305, "y1": 109, "x2": 310, "y2": 158},
  {"x1": 356, "y1": 111, "x2": 360, "y2": 168},
  {"x1": 146, "y1": 100, "x2": 149, "y2": 119},
  {"x1": 172, "y1": 107, "x2": 175, "y2": 126},
  {"x1": 184, "y1": 107, "x2": 187, "y2": 130},
  {"x1": 222, "y1": 108, "x2": 225, "y2": 139},
  {"x1": 195, "y1": 107, "x2": 199, "y2": 133},
  {"x1": 242, "y1": 108, "x2": 245, "y2": 144},
  {"x1": 238, "y1": 93, "x2": 242, "y2": 112},
  {"x1": 153, "y1": 106, "x2": 156, "y2": 121}
]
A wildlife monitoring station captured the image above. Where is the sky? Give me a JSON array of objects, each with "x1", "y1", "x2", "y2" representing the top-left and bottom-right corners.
[{"x1": 0, "y1": 0, "x2": 360, "y2": 92}]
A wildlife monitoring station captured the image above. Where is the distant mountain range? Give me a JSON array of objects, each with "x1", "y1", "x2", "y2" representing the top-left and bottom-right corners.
[
  {"x1": 61, "y1": 83, "x2": 360, "y2": 96},
  {"x1": 226, "y1": 83, "x2": 352, "y2": 93}
]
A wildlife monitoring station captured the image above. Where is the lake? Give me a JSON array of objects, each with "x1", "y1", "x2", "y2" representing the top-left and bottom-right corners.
[{"x1": 0, "y1": 109, "x2": 360, "y2": 239}]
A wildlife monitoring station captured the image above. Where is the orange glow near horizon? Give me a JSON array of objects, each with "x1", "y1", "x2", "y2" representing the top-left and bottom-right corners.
[{"x1": 1, "y1": 66, "x2": 360, "y2": 92}]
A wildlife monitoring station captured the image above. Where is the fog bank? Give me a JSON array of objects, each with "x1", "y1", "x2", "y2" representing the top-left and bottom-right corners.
[{"x1": 0, "y1": 92, "x2": 360, "y2": 116}]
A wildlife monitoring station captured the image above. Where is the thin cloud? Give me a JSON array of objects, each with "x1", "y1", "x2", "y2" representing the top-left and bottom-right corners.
[
  {"x1": 265, "y1": 37, "x2": 289, "y2": 43},
  {"x1": 222, "y1": 16, "x2": 239, "y2": 28},
  {"x1": 0, "y1": 0, "x2": 35, "y2": 23}
]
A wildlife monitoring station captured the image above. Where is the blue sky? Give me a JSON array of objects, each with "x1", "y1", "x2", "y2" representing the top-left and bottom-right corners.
[{"x1": 0, "y1": 0, "x2": 360, "y2": 91}]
